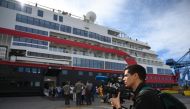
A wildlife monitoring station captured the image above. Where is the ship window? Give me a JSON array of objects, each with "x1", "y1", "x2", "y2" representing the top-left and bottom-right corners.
[
  {"x1": 100, "y1": 35, "x2": 103, "y2": 41},
  {"x1": 89, "y1": 60, "x2": 93, "y2": 68},
  {"x1": 15, "y1": 4, "x2": 21, "y2": 11},
  {"x1": 34, "y1": 19, "x2": 39, "y2": 25},
  {"x1": 30, "y1": 81, "x2": 34, "y2": 87},
  {"x1": 73, "y1": 57, "x2": 77, "y2": 66},
  {"x1": 77, "y1": 58, "x2": 82, "y2": 66},
  {"x1": 98, "y1": 73, "x2": 102, "y2": 76},
  {"x1": 147, "y1": 67, "x2": 153, "y2": 74},
  {"x1": 32, "y1": 68, "x2": 37, "y2": 73},
  {"x1": 44, "y1": 21, "x2": 49, "y2": 28},
  {"x1": 16, "y1": 14, "x2": 22, "y2": 22},
  {"x1": 93, "y1": 60, "x2": 98, "y2": 68},
  {"x1": 164, "y1": 69, "x2": 173, "y2": 75},
  {"x1": 38, "y1": 10, "x2": 43, "y2": 17},
  {"x1": 73, "y1": 28, "x2": 77, "y2": 34},
  {"x1": 18, "y1": 67, "x2": 24, "y2": 72},
  {"x1": 34, "y1": 81, "x2": 40, "y2": 87},
  {"x1": 39, "y1": 19, "x2": 45, "y2": 26},
  {"x1": 84, "y1": 31, "x2": 88, "y2": 37},
  {"x1": 89, "y1": 32, "x2": 95, "y2": 38},
  {"x1": 114, "y1": 74, "x2": 117, "y2": 77},
  {"x1": 25, "y1": 7, "x2": 32, "y2": 14},
  {"x1": 85, "y1": 59, "x2": 90, "y2": 67},
  {"x1": 81, "y1": 59, "x2": 85, "y2": 67},
  {"x1": 44, "y1": 31, "x2": 48, "y2": 35},
  {"x1": 13, "y1": 37, "x2": 20, "y2": 41},
  {"x1": 19, "y1": 37, "x2": 26, "y2": 42},
  {"x1": 1, "y1": 0, "x2": 8, "y2": 8},
  {"x1": 81, "y1": 30, "x2": 84, "y2": 36},
  {"x1": 61, "y1": 70, "x2": 68, "y2": 75},
  {"x1": 54, "y1": 14, "x2": 58, "y2": 21},
  {"x1": 108, "y1": 29, "x2": 119, "y2": 36},
  {"x1": 66, "y1": 26, "x2": 71, "y2": 33},
  {"x1": 38, "y1": 30, "x2": 43, "y2": 35},
  {"x1": 1, "y1": 1, "x2": 31, "y2": 14},
  {"x1": 15, "y1": 25, "x2": 48, "y2": 36},
  {"x1": 0, "y1": 46, "x2": 7, "y2": 59},
  {"x1": 23, "y1": 7, "x2": 28, "y2": 13},
  {"x1": 32, "y1": 29, "x2": 38, "y2": 34},
  {"x1": 27, "y1": 28, "x2": 32, "y2": 33},
  {"x1": 78, "y1": 71, "x2": 83, "y2": 76},
  {"x1": 21, "y1": 26, "x2": 27, "y2": 31},
  {"x1": 104, "y1": 37, "x2": 109, "y2": 42},
  {"x1": 59, "y1": 16, "x2": 63, "y2": 22},
  {"x1": 55, "y1": 24, "x2": 59, "y2": 30},
  {"x1": 27, "y1": 17, "x2": 33, "y2": 24},
  {"x1": 42, "y1": 41, "x2": 48, "y2": 45},
  {"x1": 89, "y1": 72, "x2": 93, "y2": 76},
  {"x1": 25, "y1": 67, "x2": 31, "y2": 73},
  {"x1": 106, "y1": 73, "x2": 109, "y2": 77},
  {"x1": 157, "y1": 68, "x2": 164, "y2": 74},
  {"x1": 7, "y1": 1, "x2": 15, "y2": 9},
  {"x1": 22, "y1": 15, "x2": 27, "y2": 23},
  {"x1": 95, "y1": 34, "x2": 99, "y2": 40},
  {"x1": 76, "y1": 29, "x2": 80, "y2": 35},
  {"x1": 32, "y1": 39, "x2": 38, "y2": 44},
  {"x1": 37, "y1": 69, "x2": 41, "y2": 73}
]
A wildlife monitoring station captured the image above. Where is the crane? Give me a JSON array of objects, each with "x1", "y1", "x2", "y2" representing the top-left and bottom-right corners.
[{"x1": 166, "y1": 49, "x2": 190, "y2": 88}]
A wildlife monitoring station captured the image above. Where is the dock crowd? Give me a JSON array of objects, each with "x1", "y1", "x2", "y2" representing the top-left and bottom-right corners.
[{"x1": 43, "y1": 81, "x2": 99, "y2": 105}]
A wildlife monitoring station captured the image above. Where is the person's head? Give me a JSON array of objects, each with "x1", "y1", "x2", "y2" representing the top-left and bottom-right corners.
[
  {"x1": 66, "y1": 81, "x2": 70, "y2": 85},
  {"x1": 123, "y1": 64, "x2": 146, "y2": 90}
]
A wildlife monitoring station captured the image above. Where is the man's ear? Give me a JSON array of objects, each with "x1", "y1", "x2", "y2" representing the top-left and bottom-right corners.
[{"x1": 134, "y1": 73, "x2": 138, "y2": 78}]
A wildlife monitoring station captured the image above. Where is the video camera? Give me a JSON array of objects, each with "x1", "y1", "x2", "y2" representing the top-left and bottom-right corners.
[{"x1": 96, "y1": 75, "x2": 133, "y2": 101}]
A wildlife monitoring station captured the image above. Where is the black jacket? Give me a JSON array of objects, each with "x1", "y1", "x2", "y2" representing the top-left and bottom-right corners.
[{"x1": 132, "y1": 83, "x2": 164, "y2": 109}]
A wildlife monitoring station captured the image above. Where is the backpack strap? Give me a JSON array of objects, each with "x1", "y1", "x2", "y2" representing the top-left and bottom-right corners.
[
  {"x1": 139, "y1": 86, "x2": 153, "y2": 95},
  {"x1": 137, "y1": 86, "x2": 161, "y2": 100},
  {"x1": 133, "y1": 86, "x2": 153, "y2": 102}
]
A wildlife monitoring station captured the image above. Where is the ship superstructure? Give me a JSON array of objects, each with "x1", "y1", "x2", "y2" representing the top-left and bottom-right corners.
[{"x1": 0, "y1": 0, "x2": 177, "y2": 96}]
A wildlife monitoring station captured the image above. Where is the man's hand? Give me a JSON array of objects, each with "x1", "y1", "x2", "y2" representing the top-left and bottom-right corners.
[{"x1": 110, "y1": 92, "x2": 121, "y2": 109}]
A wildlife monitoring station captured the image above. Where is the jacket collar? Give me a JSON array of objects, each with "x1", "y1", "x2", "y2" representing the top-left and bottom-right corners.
[{"x1": 133, "y1": 82, "x2": 145, "y2": 96}]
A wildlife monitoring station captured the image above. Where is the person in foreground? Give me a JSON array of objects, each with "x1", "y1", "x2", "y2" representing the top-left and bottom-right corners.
[{"x1": 110, "y1": 64, "x2": 164, "y2": 109}]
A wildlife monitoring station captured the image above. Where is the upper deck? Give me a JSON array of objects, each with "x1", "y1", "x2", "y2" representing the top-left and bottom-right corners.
[{"x1": 0, "y1": 0, "x2": 150, "y2": 48}]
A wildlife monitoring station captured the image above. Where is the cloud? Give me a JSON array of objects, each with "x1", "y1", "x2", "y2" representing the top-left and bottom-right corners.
[
  {"x1": 142, "y1": 0, "x2": 190, "y2": 61},
  {"x1": 108, "y1": 0, "x2": 190, "y2": 61}
]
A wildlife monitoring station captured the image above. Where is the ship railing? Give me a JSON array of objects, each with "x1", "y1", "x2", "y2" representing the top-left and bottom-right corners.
[
  {"x1": 135, "y1": 56, "x2": 163, "y2": 66},
  {"x1": 112, "y1": 32, "x2": 149, "y2": 46},
  {"x1": 112, "y1": 42, "x2": 150, "y2": 53},
  {"x1": 142, "y1": 49, "x2": 156, "y2": 54},
  {"x1": 16, "y1": 0, "x2": 83, "y2": 20},
  {"x1": 113, "y1": 36, "x2": 149, "y2": 48}
]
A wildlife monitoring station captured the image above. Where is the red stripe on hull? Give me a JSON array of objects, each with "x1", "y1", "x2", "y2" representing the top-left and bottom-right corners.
[
  {"x1": 146, "y1": 74, "x2": 177, "y2": 84},
  {"x1": 0, "y1": 27, "x2": 137, "y2": 65}
]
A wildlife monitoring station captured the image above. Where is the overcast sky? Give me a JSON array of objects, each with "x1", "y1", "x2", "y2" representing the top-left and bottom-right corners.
[{"x1": 19, "y1": 0, "x2": 190, "y2": 62}]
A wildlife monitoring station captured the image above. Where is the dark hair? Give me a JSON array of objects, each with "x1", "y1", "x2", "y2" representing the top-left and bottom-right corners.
[{"x1": 124, "y1": 64, "x2": 146, "y2": 81}]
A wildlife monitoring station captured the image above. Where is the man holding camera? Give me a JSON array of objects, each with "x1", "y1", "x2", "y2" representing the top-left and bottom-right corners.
[{"x1": 110, "y1": 64, "x2": 164, "y2": 109}]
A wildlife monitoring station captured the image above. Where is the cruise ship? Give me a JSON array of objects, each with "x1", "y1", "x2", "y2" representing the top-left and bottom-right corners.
[{"x1": 0, "y1": 0, "x2": 177, "y2": 96}]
